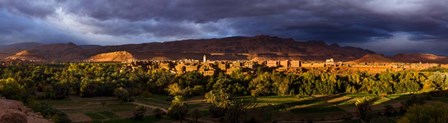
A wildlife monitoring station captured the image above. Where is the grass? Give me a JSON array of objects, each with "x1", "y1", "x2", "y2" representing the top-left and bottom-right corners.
[
  {"x1": 108, "y1": 103, "x2": 136, "y2": 112},
  {"x1": 94, "y1": 116, "x2": 162, "y2": 123},
  {"x1": 85, "y1": 112, "x2": 107, "y2": 120},
  {"x1": 345, "y1": 93, "x2": 377, "y2": 98},
  {"x1": 98, "y1": 111, "x2": 118, "y2": 119},
  {"x1": 86, "y1": 111, "x2": 119, "y2": 121},
  {"x1": 134, "y1": 94, "x2": 171, "y2": 108},
  {"x1": 40, "y1": 96, "x2": 144, "y2": 122},
  {"x1": 432, "y1": 97, "x2": 448, "y2": 102},
  {"x1": 250, "y1": 96, "x2": 323, "y2": 112},
  {"x1": 188, "y1": 103, "x2": 202, "y2": 109},
  {"x1": 290, "y1": 106, "x2": 344, "y2": 113}
]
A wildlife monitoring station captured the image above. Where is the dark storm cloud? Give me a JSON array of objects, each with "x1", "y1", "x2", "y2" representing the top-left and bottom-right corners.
[
  {"x1": 0, "y1": 9, "x2": 87, "y2": 45},
  {"x1": 0, "y1": 0, "x2": 56, "y2": 17},
  {"x1": 1, "y1": 0, "x2": 448, "y2": 54}
]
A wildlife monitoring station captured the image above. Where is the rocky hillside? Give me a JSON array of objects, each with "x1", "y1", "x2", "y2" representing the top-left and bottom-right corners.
[
  {"x1": 5, "y1": 50, "x2": 46, "y2": 62},
  {"x1": 1, "y1": 36, "x2": 375, "y2": 62},
  {"x1": 87, "y1": 51, "x2": 135, "y2": 62},
  {"x1": 93, "y1": 36, "x2": 374, "y2": 61},
  {"x1": 352, "y1": 54, "x2": 395, "y2": 63},
  {"x1": 392, "y1": 53, "x2": 448, "y2": 64},
  {"x1": 0, "y1": 98, "x2": 51, "y2": 123}
]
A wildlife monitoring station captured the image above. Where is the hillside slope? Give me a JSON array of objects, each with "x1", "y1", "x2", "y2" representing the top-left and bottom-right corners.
[
  {"x1": 353, "y1": 54, "x2": 395, "y2": 63},
  {"x1": 392, "y1": 53, "x2": 448, "y2": 64},
  {"x1": 5, "y1": 50, "x2": 46, "y2": 62},
  {"x1": 1, "y1": 36, "x2": 375, "y2": 62},
  {"x1": 88, "y1": 51, "x2": 135, "y2": 62},
  {"x1": 87, "y1": 35, "x2": 374, "y2": 61}
]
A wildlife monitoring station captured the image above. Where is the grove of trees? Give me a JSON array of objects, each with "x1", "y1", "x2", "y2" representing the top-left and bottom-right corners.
[
  {"x1": 1, "y1": 63, "x2": 448, "y2": 122},
  {"x1": 2, "y1": 63, "x2": 448, "y2": 100}
]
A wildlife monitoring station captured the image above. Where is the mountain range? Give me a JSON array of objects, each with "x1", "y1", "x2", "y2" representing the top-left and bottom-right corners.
[{"x1": 0, "y1": 35, "x2": 447, "y2": 63}]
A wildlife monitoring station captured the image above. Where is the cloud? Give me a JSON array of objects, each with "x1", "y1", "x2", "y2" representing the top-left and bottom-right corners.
[
  {"x1": 0, "y1": 9, "x2": 87, "y2": 45},
  {"x1": 0, "y1": 0, "x2": 448, "y2": 54},
  {"x1": 342, "y1": 32, "x2": 448, "y2": 55}
]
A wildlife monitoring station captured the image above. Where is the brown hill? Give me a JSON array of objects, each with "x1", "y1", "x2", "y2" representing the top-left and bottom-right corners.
[
  {"x1": 29, "y1": 42, "x2": 88, "y2": 62},
  {"x1": 352, "y1": 54, "x2": 395, "y2": 63},
  {"x1": 0, "y1": 53, "x2": 11, "y2": 61},
  {"x1": 5, "y1": 50, "x2": 46, "y2": 62},
  {"x1": 88, "y1": 51, "x2": 135, "y2": 62},
  {"x1": 87, "y1": 35, "x2": 374, "y2": 61},
  {"x1": 1, "y1": 36, "x2": 375, "y2": 62},
  {"x1": 392, "y1": 53, "x2": 448, "y2": 64}
]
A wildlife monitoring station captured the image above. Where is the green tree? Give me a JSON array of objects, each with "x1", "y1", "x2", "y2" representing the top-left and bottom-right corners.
[
  {"x1": 168, "y1": 96, "x2": 189, "y2": 123},
  {"x1": 114, "y1": 87, "x2": 133, "y2": 102},
  {"x1": 0, "y1": 78, "x2": 27, "y2": 101},
  {"x1": 225, "y1": 98, "x2": 256, "y2": 123},
  {"x1": 205, "y1": 89, "x2": 233, "y2": 117},
  {"x1": 166, "y1": 83, "x2": 183, "y2": 96}
]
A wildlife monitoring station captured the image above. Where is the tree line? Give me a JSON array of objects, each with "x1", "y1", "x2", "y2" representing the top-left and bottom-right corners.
[
  {"x1": 1, "y1": 63, "x2": 448, "y2": 101},
  {"x1": 1, "y1": 63, "x2": 448, "y2": 122}
]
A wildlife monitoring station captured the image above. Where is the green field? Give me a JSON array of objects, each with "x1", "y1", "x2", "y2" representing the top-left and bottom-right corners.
[{"x1": 38, "y1": 92, "x2": 448, "y2": 123}]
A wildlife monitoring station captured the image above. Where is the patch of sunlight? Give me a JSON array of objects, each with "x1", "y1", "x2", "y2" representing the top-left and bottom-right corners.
[
  {"x1": 286, "y1": 100, "x2": 324, "y2": 111},
  {"x1": 373, "y1": 98, "x2": 390, "y2": 105},
  {"x1": 386, "y1": 93, "x2": 408, "y2": 100},
  {"x1": 327, "y1": 96, "x2": 352, "y2": 103}
]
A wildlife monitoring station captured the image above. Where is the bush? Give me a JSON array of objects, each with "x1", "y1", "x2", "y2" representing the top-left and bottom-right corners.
[
  {"x1": 153, "y1": 108, "x2": 165, "y2": 119},
  {"x1": 133, "y1": 105, "x2": 147, "y2": 120},
  {"x1": 28, "y1": 101, "x2": 71, "y2": 123},
  {"x1": 114, "y1": 87, "x2": 133, "y2": 102},
  {"x1": 51, "y1": 112, "x2": 71, "y2": 123}
]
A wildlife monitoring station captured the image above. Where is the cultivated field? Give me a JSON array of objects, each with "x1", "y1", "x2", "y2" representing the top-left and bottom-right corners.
[{"x1": 40, "y1": 92, "x2": 448, "y2": 123}]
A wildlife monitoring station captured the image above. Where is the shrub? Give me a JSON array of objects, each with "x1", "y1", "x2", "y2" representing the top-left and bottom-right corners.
[
  {"x1": 133, "y1": 105, "x2": 147, "y2": 120},
  {"x1": 114, "y1": 87, "x2": 133, "y2": 102},
  {"x1": 153, "y1": 108, "x2": 165, "y2": 119},
  {"x1": 28, "y1": 101, "x2": 71, "y2": 123}
]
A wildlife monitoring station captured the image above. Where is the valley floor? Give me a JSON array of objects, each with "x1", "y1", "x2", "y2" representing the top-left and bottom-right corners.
[{"x1": 39, "y1": 93, "x2": 448, "y2": 123}]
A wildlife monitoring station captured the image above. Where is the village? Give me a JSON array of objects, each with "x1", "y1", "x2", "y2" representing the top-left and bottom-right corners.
[{"x1": 123, "y1": 55, "x2": 443, "y2": 75}]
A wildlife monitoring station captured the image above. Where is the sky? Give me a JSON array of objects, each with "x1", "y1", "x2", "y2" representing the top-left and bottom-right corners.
[{"x1": 0, "y1": 0, "x2": 448, "y2": 55}]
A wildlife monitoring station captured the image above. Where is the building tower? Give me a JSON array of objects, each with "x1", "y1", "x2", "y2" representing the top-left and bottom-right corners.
[{"x1": 203, "y1": 55, "x2": 207, "y2": 63}]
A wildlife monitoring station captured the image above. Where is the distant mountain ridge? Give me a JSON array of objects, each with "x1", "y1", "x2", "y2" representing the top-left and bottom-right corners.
[
  {"x1": 352, "y1": 54, "x2": 395, "y2": 63},
  {"x1": 0, "y1": 35, "x2": 445, "y2": 63},
  {"x1": 392, "y1": 53, "x2": 448, "y2": 64}
]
